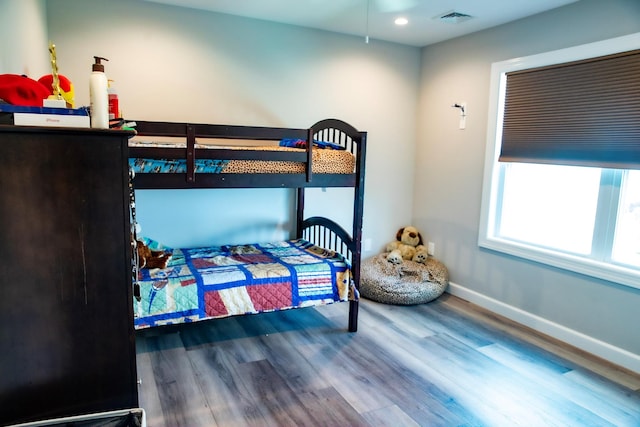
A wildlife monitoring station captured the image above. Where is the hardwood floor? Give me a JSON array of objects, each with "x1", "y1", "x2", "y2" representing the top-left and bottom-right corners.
[{"x1": 136, "y1": 294, "x2": 640, "y2": 426}]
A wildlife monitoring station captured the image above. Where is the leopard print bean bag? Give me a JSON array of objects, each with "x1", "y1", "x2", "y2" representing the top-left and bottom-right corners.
[{"x1": 360, "y1": 254, "x2": 448, "y2": 305}]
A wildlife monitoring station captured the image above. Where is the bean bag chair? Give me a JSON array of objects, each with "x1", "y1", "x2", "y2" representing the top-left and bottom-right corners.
[{"x1": 360, "y1": 253, "x2": 448, "y2": 305}]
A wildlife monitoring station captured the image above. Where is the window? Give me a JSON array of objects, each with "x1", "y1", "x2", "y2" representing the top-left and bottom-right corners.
[
  {"x1": 498, "y1": 163, "x2": 600, "y2": 255},
  {"x1": 612, "y1": 170, "x2": 640, "y2": 267},
  {"x1": 479, "y1": 33, "x2": 640, "y2": 289}
]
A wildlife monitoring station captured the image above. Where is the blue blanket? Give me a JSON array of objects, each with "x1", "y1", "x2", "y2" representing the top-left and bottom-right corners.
[{"x1": 134, "y1": 239, "x2": 353, "y2": 329}]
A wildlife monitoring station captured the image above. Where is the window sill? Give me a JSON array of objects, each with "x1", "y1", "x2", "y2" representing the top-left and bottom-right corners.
[{"x1": 478, "y1": 236, "x2": 640, "y2": 291}]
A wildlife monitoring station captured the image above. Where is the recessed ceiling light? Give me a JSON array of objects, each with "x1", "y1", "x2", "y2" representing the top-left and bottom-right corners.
[{"x1": 394, "y1": 17, "x2": 409, "y2": 26}]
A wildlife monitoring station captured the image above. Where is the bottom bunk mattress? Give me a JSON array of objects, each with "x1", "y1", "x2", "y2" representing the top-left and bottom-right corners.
[{"x1": 134, "y1": 238, "x2": 354, "y2": 329}]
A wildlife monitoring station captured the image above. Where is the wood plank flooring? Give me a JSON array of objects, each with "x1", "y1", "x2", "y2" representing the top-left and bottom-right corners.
[{"x1": 136, "y1": 294, "x2": 640, "y2": 426}]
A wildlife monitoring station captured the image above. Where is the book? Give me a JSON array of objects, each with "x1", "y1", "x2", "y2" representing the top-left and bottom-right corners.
[
  {"x1": 0, "y1": 104, "x2": 89, "y2": 115},
  {"x1": 0, "y1": 112, "x2": 90, "y2": 128},
  {"x1": 0, "y1": 104, "x2": 90, "y2": 128}
]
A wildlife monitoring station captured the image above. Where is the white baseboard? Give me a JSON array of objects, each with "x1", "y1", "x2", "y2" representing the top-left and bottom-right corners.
[{"x1": 446, "y1": 282, "x2": 640, "y2": 375}]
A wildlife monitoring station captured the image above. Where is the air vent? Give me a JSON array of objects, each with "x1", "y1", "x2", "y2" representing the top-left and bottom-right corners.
[{"x1": 438, "y1": 11, "x2": 473, "y2": 24}]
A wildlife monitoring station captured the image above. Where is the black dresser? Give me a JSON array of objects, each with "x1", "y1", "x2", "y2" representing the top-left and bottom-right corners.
[{"x1": 0, "y1": 125, "x2": 138, "y2": 425}]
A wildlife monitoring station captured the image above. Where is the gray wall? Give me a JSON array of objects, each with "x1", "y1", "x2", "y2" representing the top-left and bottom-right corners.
[
  {"x1": 43, "y1": 0, "x2": 420, "y2": 251},
  {"x1": 0, "y1": 0, "x2": 48, "y2": 76},
  {"x1": 416, "y1": 0, "x2": 640, "y2": 370}
]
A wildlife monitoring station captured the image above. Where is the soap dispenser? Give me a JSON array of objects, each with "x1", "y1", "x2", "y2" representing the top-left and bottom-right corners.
[{"x1": 89, "y1": 56, "x2": 109, "y2": 129}]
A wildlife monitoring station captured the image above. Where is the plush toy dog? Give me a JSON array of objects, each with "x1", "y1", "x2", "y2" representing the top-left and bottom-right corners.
[
  {"x1": 386, "y1": 226, "x2": 427, "y2": 264},
  {"x1": 136, "y1": 240, "x2": 172, "y2": 269},
  {"x1": 412, "y1": 245, "x2": 429, "y2": 263}
]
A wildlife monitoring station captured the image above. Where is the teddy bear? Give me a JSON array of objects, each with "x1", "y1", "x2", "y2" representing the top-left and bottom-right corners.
[
  {"x1": 136, "y1": 240, "x2": 172, "y2": 269},
  {"x1": 385, "y1": 226, "x2": 428, "y2": 264}
]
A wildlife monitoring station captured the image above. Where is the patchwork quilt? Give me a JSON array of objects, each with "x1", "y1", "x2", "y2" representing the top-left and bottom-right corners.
[{"x1": 134, "y1": 239, "x2": 353, "y2": 329}]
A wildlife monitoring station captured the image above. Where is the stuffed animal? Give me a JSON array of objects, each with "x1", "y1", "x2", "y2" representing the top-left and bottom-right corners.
[
  {"x1": 136, "y1": 240, "x2": 172, "y2": 269},
  {"x1": 385, "y1": 226, "x2": 427, "y2": 264},
  {"x1": 412, "y1": 245, "x2": 429, "y2": 263}
]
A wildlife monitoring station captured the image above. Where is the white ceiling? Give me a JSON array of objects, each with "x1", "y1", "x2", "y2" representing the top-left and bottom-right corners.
[{"x1": 141, "y1": 0, "x2": 579, "y2": 47}]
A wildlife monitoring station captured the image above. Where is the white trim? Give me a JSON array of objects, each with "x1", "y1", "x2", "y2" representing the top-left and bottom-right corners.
[
  {"x1": 446, "y1": 282, "x2": 640, "y2": 375},
  {"x1": 480, "y1": 237, "x2": 640, "y2": 290}
]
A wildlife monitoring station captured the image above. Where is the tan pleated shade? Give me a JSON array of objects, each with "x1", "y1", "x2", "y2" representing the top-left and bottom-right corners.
[{"x1": 500, "y1": 49, "x2": 640, "y2": 169}]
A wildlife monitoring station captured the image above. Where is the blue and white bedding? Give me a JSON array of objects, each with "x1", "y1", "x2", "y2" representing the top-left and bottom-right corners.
[{"x1": 134, "y1": 239, "x2": 355, "y2": 329}]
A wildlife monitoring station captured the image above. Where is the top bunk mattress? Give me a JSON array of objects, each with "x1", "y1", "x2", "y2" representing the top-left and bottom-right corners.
[{"x1": 128, "y1": 140, "x2": 355, "y2": 175}]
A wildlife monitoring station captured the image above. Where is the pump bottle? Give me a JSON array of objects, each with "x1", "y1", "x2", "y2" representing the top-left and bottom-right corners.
[{"x1": 89, "y1": 56, "x2": 109, "y2": 129}]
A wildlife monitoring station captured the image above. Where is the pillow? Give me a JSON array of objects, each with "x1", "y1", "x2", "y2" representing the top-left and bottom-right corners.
[
  {"x1": 279, "y1": 138, "x2": 345, "y2": 150},
  {"x1": 139, "y1": 236, "x2": 173, "y2": 252}
]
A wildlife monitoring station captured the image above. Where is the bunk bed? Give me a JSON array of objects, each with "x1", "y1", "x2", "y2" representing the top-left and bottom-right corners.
[{"x1": 128, "y1": 118, "x2": 366, "y2": 332}]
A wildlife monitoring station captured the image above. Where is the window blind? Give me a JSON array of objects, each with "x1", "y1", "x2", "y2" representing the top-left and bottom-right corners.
[{"x1": 499, "y1": 49, "x2": 640, "y2": 169}]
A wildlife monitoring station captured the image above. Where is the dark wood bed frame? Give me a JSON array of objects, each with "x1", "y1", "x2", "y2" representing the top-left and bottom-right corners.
[{"x1": 128, "y1": 118, "x2": 366, "y2": 332}]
